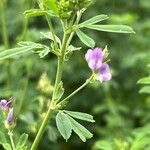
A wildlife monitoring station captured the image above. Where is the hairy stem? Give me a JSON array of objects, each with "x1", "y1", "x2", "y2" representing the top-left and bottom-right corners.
[
  {"x1": 8, "y1": 130, "x2": 16, "y2": 150},
  {"x1": 31, "y1": 11, "x2": 82, "y2": 149}
]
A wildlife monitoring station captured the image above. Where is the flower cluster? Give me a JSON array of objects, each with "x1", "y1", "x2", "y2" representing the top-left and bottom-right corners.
[
  {"x1": 42, "y1": 0, "x2": 94, "y2": 19},
  {"x1": 57, "y1": 0, "x2": 93, "y2": 19},
  {"x1": 0, "y1": 98, "x2": 15, "y2": 128},
  {"x1": 85, "y1": 47, "x2": 112, "y2": 82}
]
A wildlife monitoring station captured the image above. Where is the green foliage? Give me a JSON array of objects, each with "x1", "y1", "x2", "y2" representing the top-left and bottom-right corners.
[
  {"x1": 137, "y1": 64, "x2": 150, "y2": 94},
  {"x1": 68, "y1": 115, "x2": 93, "y2": 142},
  {"x1": 85, "y1": 24, "x2": 135, "y2": 33},
  {"x1": 93, "y1": 126, "x2": 150, "y2": 150},
  {"x1": 64, "y1": 110, "x2": 95, "y2": 122},
  {"x1": 0, "y1": 131, "x2": 7, "y2": 144},
  {"x1": 2, "y1": 143, "x2": 12, "y2": 150},
  {"x1": 16, "y1": 133, "x2": 28, "y2": 149},
  {"x1": 42, "y1": 0, "x2": 59, "y2": 15},
  {"x1": 78, "y1": 15, "x2": 109, "y2": 28},
  {"x1": 139, "y1": 86, "x2": 150, "y2": 94},
  {"x1": 0, "y1": 41, "x2": 50, "y2": 60},
  {"x1": 40, "y1": 32, "x2": 61, "y2": 45},
  {"x1": 56, "y1": 111, "x2": 94, "y2": 142},
  {"x1": 76, "y1": 29, "x2": 95, "y2": 48},
  {"x1": 24, "y1": 9, "x2": 50, "y2": 17},
  {"x1": 138, "y1": 76, "x2": 150, "y2": 84},
  {"x1": 56, "y1": 111, "x2": 72, "y2": 141},
  {"x1": 0, "y1": 45, "x2": 32, "y2": 60},
  {"x1": 0, "y1": 0, "x2": 150, "y2": 150}
]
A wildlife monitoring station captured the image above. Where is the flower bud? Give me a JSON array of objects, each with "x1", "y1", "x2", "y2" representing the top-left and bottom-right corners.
[{"x1": 5, "y1": 108, "x2": 15, "y2": 129}]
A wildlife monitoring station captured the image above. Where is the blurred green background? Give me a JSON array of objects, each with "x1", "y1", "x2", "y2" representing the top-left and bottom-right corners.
[{"x1": 0, "y1": 0, "x2": 150, "y2": 150}]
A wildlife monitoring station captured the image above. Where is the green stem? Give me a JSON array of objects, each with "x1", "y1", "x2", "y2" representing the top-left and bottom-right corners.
[
  {"x1": 8, "y1": 130, "x2": 16, "y2": 150},
  {"x1": 52, "y1": 12, "x2": 82, "y2": 99},
  {"x1": 31, "y1": 24, "x2": 71, "y2": 150},
  {"x1": 31, "y1": 11, "x2": 82, "y2": 149},
  {"x1": 56, "y1": 74, "x2": 94, "y2": 109},
  {"x1": 52, "y1": 32, "x2": 69, "y2": 100},
  {"x1": 0, "y1": 0, "x2": 9, "y2": 48},
  {"x1": 30, "y1": 106, "x2": 54, "y2": 150}
]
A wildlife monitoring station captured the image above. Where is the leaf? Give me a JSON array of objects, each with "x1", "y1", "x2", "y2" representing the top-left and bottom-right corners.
[
  {"x1": 67, "y1": 45, "x2": 81, "y2": 52},
  {"x1": 93, "y1": 140, "x2": 113, "y2": 150},
  {"x1": 2, "y1": 143, "x2": 12, "y2": 150},
  {"x1": 78, "y1": 15, "x2": 109, "y2": 28},
  {"x1": 131, "y1": 136, "x2": 150, "y2": 150},
  {"x1": 43, "y1": 0, "x2": 58, "y2": 15},
  {"x1": 64, "y1": 110, "x2": 95, "y2": 123},
  {"x1": 19, "y1": 41, "x2": 51, "y2": 58},
  {"x1": 38, "y1": 47, "x2": 51, "y2": 58},
  {"x1": 24, "y1": 9, "x2": 49, "y2": 17},
  {"x1": 0, "y1": 131, "x2": 7, "y2": 144},
  {"x1": 40, "y1": 32, "x2": 61, "y2": 44},
  {"x1": 16, "y1": 133, "x2": 28, "y2": 148},
  {"x1": 68, "y1": 116, "x2": 93, "y2": 142},
  {"x1": 16, "y1": 146, "x2": 28, "y2": 150},
  {"x1": 0, "y1": 41, "x2": 42, "y2": 61},
  {"x1": 85, "y1": 24, "x2": 135, "y2": 33},
  {"x1": 139, "y1": 86, "x2": 150, "y2": 94},
  {"x1": 56, "y1": 111, "x2": 72, "y2": 141},
  {"x1": 137, "y1": 76, "x2": 150, "y2": 84},
  {"x1": 0, "y1": 46, "x2": 32, "y2": 61},
  {"x1": 76, "y1": 29, "x2": 95, "y2": 48}
]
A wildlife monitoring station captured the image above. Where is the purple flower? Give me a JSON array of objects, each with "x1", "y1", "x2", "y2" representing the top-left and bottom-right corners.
[
  {"x1": 85, "y1": 47, "x2": 111, "y2": 82},
  {"x1": 0, "y1": 98, "x2": 12, "y2": 111},
  {"x1": 6, "y1": 108, "x2": 14, "y2": 125},
  {"x1": 85, "y1": 48, "x2": 103, "y2": 71},
  {"x1": 98, "y1": 63, "x2": 112, "y2": 82}
]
